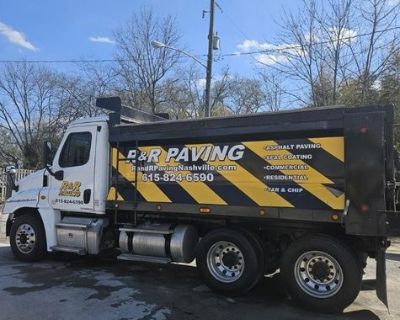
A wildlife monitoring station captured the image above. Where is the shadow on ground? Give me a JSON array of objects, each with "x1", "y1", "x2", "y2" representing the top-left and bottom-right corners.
[
  {"x1": 386, "y1": 253, "x2": 400, "y2": 262},
  {"x1": 0, "y1": 246, "x2": 383, "y2": 320}
]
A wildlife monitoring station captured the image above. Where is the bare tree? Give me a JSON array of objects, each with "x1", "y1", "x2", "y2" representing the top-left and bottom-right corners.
[
  {"x1": 58, "y1": 62, "x2": 117, "y2": 120},
  {"x1": 316, "y1": 0, "x2": 353, "y2": 104},
  {"x1": 210, "y1": 67, "x2": 232, "y2": 115},
  {"x1": 0, "y1": 62, "x2": 68, "y2": 168},
  {"x1": 158, "y1": 65, "x2": 233, "y2": 118},
  {"x1": 259, "y1": 71, "x2": 286, "y2": 111},
  {"x1": 178, "y1": 65, "x2": 206, "y2": 118},
  {"x1": 270, "y1": 0, "x2": 354, "y2": 106},
  {"x1": 113, "y1": 7, "x2": 181, "y2": 113},
  {"x1": 346, "y1": 0, "x2": 400, "y2": 103},
  {"x1": 0, "y1": 128, "x2": 21, "y2": 167},
  {"x1": 151, "y1": 64, "x2": 202, "y2": 119},
  {"x1": 223, "y1": 75, "x2": 267, "y2": 114},
  {"x1": 270, "y1": 0, "x2": 324, "y2": 107},
  {"x1": 380, "y1": 52, "x2": 400, "y2": 145},
  {"x1": 264, "y1": 0, "x2": 399, "y2": 107},
  {"x1": 0, "y1": 62, "x2": 104, "y2": 169}
]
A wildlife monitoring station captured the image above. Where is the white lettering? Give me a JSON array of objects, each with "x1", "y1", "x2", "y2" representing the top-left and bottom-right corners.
[
  {"x1": 166, "y1": 148, "x2": 179, "y2": 162},
  {"x1": 210, "y1": 145, "x2": 229, "y2": 161},
  {"x1": 228, "y1": 145, "x2": 245, "y2": 160},
  {"x1": 191, "y1": 146, "x2": 206, "y2": 161},
  {"x1": 176, "y1": 148, "x2": 189, "y2": 162},
  {"x1": 147, "y1": 148, "x2": 161, "y2": 162},
  {"x1": 126, "y1": 149, "x2": 137, "y2": 163}
]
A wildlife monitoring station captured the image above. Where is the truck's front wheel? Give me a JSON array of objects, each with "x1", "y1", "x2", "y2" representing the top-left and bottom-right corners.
[
  {"x1": 281, "y1": 235, "x2": 362, "y2": 313},
  {"x1": 10, "y1": 214, "x2": 46, "y2": 262},
  {"x1": 196, "y1": 228, "x2": 260, "y2": 295}
]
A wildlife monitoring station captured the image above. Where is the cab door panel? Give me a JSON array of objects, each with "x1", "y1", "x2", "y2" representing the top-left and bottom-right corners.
[{"x1": 48, "y1": 126, "x2": 97, "y2": 213}]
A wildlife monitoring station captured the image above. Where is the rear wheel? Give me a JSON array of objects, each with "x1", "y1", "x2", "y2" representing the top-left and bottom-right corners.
[
  {"x1": 196, "y1": 228, "x2": 260, "y2": 295},
  {"x1": 281, "y1": 235, "x2": 362, "y2": 313},
  {"x1": 10, "y1": 214, "x2": 46, "y2": 262}
]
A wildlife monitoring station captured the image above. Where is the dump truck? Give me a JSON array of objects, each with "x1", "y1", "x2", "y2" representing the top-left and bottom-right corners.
[{"x1": 3, "y1": 97, "x2": 400, "y2": 313}]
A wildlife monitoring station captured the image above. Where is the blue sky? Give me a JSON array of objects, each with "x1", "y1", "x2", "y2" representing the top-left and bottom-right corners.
[{"x1": 0, "y1": 0, "x2": 300, "y2": 76}]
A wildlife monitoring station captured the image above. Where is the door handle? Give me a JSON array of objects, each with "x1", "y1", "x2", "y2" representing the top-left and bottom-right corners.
[{"x1": 83, "y1": 189, "x2": 91, "y2": 204}]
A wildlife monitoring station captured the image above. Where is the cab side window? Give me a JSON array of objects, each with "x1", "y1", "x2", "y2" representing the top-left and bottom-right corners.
[{"x1": 59, "y1": 132, "x2": 92, "y2": 167}]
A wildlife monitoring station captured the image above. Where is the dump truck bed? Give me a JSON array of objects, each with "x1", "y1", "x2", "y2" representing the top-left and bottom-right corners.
[{"x1": 107, "y1": 105, "x2": 395, "y2": 236}]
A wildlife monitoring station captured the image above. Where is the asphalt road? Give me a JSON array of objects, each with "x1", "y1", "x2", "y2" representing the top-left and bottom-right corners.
[{"x1": 0, "y1": 240, "x2": 399, "y2": 320}]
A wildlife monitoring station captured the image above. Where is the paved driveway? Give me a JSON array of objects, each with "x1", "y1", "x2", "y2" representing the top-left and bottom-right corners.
[{"x1": 0, "y1": 241, "x2": 399, "y2": 320}]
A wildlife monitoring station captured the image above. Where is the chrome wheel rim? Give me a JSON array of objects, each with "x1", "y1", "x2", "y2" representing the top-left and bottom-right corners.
[
  {"x1": 206, "y1": 241, "x2": 245, "y2": 283},
  {"x1": 294, "y1": 250, "x2": 343, "y2": 298},
  {"x1": 15, "y1": 223, "x2": 36, "y2": 254}
]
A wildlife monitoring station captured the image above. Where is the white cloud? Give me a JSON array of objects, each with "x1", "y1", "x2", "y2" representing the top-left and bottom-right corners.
[
  {"x1": 0, "y1": 21, "x2": 38, "y2": 51},
  {"x1": 237, "y1": 39, "x2": 301, "y2": 54},
  {"x1": 255, "y1": 54, "x2": 289, "y2": 65},
  {"x1": 89, "y1": 36, "x2": 115, "y2": 44},
  {"x1": 236, "y1": 39, "x2": 302, "y2": 66},
  {"x1": 328, "y1": 27, "x2": 357, "y2": 43},
  {"x1": 237, "y1": 40, "x2": 276, "y2": 52},
  {"x1": 196, "y1": 78, "x2": 206, "y2": 88}
]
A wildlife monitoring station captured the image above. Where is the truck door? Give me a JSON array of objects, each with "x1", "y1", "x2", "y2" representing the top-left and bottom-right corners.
[{"x1": 48, "y1": 125, "x2": 97, "y2": 213}]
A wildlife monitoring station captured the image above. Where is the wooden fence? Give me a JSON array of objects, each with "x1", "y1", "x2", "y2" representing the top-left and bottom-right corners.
[{"x1": 0, "y1": 168, "x2": 34, "y2": 203}]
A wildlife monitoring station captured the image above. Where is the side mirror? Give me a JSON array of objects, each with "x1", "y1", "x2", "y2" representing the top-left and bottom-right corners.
[
  {"x1": 43, "y1": 141, "x2": 57, "y2": 178},
  {"x1": 5, "y1": 165, "x2": 17, "y2": 196},
  {"x1": 54, "y1": 170, "x2": 64, "y2": 181},
  {"x1": 5, "y1": 165, "x2": 16, "y2": 175},
  {"x1": 43, "y1": 141, "x2": 53, "y2": 167}
]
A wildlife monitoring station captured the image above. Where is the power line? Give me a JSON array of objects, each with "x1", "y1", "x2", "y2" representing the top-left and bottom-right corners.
[
  {"x1": 214, "y1": 2, "x2": 262, "y2": 66},
  {"x1": 0, "y1": 53, "x2": 208, "y2": 64},
  {"x1": 0, "y1": 25, "x2": 398, "y2": 64},
  {"x1": 218, "y1": 3, "x2": 249, "y2": 40}
]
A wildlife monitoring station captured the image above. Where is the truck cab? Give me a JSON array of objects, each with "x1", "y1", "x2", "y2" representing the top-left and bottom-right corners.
[{"x1": 3, "y1": 116, "x2": 110, "y2": 251}]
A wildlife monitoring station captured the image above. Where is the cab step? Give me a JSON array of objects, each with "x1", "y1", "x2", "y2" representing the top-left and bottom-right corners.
[
  {"x1": 117, "y1": 253, "x2": 171, "y2": 264},
  {"x1": 56, "y1": 223, "x2": 88, "y2": 230},
  {"x1": 51, "y1": 245, "x2": 86, "y2": 255}
]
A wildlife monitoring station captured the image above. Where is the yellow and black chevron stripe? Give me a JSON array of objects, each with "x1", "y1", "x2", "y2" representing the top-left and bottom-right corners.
[{"x1": 107, "y1": 137, "x2": 345, "y2": 210}]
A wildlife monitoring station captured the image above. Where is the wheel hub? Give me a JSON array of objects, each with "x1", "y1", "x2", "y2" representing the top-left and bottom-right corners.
[
  {"x1": 222, "y1": 251, "x2": 239, "y2": 268},
  {"x1": 206, "y1": 241, "x2": 245, "y2": 283},
  {"x1": 15, "y1": 223, "x2": 36, "y2": 254},
  {"x1": 311, "y1": 261, "x2": 330, "y2": 281},
  {"x1": 19, "y1": 233, "x2": 28, "y2": 244},
  {"x1": 294, "y1": 251, "x2": 343, "y2": 298}
]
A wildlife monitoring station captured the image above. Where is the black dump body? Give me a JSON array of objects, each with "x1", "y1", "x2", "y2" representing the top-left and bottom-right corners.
[{"x1": 107, "y1": 104, "x2": 398, "y2": 237}]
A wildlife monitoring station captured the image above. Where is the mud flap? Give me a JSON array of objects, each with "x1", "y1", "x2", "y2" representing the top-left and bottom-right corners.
[{"x1": 376, "y1": 248, "x2": 388, "y2": 309}]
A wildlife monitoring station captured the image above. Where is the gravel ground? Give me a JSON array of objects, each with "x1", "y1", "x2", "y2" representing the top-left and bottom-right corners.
[{"x1": 0, "y1": 239, "x2": 398, "y2": 320}]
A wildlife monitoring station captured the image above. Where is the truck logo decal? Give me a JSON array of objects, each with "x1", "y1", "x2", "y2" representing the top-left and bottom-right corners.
[
  {"x1": 126, "y1": 145, "x2": 245, "y2": 163},
  {"x1": 59, "y1": 181, "x2": 82, "y2": 197},
  {"x1": 107, "y1": 137, "x2": 345, "y2": 210}
]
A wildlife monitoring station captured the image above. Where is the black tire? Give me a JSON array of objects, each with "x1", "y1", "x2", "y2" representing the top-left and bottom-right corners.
[
  {"x1": 236, "y1": 227, "x2": 265, "y2": 284},
  {"x1": 196, "y1": 228, "x2": 260, "y2": 295},
  {"x1": 10, "y1": 214, "x2": 46, "y2": 262},
  {"x1": 281, "y1": 235, "x2": 362, "y2": 313}
]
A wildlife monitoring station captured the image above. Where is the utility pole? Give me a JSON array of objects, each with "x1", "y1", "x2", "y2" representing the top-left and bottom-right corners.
[{"x1": 204, "y1": 0, "x2": 215, "y2": 118}]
